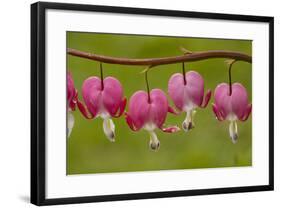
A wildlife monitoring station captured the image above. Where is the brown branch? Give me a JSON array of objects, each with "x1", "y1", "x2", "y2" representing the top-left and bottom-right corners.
[{"x1": 67, "y1": 48, "x2": 252, "y2": 66}]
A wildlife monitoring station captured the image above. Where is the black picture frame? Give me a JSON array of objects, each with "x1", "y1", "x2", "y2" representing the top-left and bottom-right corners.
[{"x1": 31, "y1": 2, "x2": 274, "y2": 206}]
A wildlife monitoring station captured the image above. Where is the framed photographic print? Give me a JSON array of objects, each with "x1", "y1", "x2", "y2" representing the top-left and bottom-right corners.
[{"x1": 31, "y1": 2, "x2": 274, "y2": 206}]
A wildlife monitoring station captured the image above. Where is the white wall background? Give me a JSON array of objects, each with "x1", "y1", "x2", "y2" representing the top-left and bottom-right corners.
[{"x1": 0, "y1": 0, "x2": 279, "y2": 207}]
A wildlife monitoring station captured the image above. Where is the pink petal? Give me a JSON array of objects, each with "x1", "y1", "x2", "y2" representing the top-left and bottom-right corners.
[
  {"x1": 200, "y1": 89, "x2": 212, "y2": 108},
  {"x1": 214, "y1": 83, "x2": 232, "y2": 117},
  {"x1": 168, "y1": 73, "x2": 185, "y2": 110},
  {"x1": 127, "y1": 89, "x2": 169, "y2": 130},
  {"x1": 82, "y1": 76, "x2": 102, "y2": 117},
  {"x1": 69, "y1": 89, "x2": 78, "y2": 111},
  {"x1": 67, "y1": 72, "x2": 78, "y2": 111},
  {"x1": 77, "y1": 99, "x2": 95, "y2": 119},
  {"x1": 240, "y1": 103, "x2": 252, "y2": 121},
  {"x1": 214, "y1": 83, "x2": 251, "y2": 120},
  {"x1": 184, "y1": 71, "x2": 205, "y2": 106},
  {"x1": 112, "y1": 97, "x2": 127, "y2": 118},
  {"x1": 67, "y1": 72, "x2": 75, "y2": 104},
  {"x1": 125, "y1": 112, "x2": 139, "y2": 131},
  {"x1": 212, "y1": 103, "x2": 224, "y2": 121},
  {"x1": 161, "y1": 126, "x2": 180, "y2": 133},
  {"x1": 102, "y1": 77, "x2": 124, "y2": 116},
  {"x1": 149, "y1": 89, "x2": 169, "y2": 128},
  {"x1": 168, "y1": 71, "x2": 206, "y2": 110},
  {"x1": 127, "y1": 90, "x2": 150, "y2": 130},
  {"x1": 231, "y1": 83, "x2": 250, "y2": 120},
  {"x1": 168, "y1": 105, "x2": 180, "y2": 115}
]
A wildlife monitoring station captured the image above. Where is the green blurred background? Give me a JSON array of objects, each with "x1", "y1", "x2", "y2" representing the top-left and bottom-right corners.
[{"x1": 67, "y1": 32, "x2": 252, "y2": 175}]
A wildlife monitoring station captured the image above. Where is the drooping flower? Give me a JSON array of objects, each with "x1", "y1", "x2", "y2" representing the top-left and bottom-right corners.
[
  {"x1": 125, "y1": 89, "x2": 180, "y2": 151},
  {"x1": 78, "y1": 76, "x2": 127, "y2": 142},
  {"x1": 168, "y1": 70, "x2": 211, "y2": 132},
  {"x1": 212, "y1": 83, "x2": 252, "y2": 143},
  {"x1": 67, "y1": 72, "x2": 78, "y2": 138}
]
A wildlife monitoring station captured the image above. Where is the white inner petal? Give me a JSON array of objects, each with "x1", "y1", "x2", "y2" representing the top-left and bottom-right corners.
[
  {"x1": 102, "y1": 117, "x2": 115, "y2": 142},
  {"x1": 148, "y1": 130, "x2": 160, "y2": 151},
  {"x1": 143, "y1": 122, "x2": 157, "y2": 132},
  {"x1": 68, "y1": 111, "x2": 74, "y2": 138},
  {"x1": 182, "y1": 109, "x2": 196, "y2": 132},
  {"x1": 227, "y1": 112, "x2": 238, "y2": 121},
  {"x1": 229, "y1": 120, "x2": 238, "y2": 143},
  {"x1": 183, "y1": 102, "x2": 196, "y2": 112}
]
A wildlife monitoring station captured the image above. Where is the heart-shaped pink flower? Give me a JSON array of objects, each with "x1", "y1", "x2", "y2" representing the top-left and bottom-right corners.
[
  {"x1": 168, "y1": 70, "x2": 211, "y2": 132},
  {"x1": 125, "y1": 89, "x2": 180, "y2": 151},
  {"x1": 78, "y1": 76, "x2": 126, "y2": 142},
  {"x1": 212, "y1": 83, "x2": 252, "y2": 143},
  {"x1": 67, "y1": 72, "x2": 78, "y2": 137}
]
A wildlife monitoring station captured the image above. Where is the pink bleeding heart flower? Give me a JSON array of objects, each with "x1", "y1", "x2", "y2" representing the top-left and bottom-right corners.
[
  {"x1": 67, "y1": 72, "x2": 78, "y2": 138},
  {"x1": 212, "y1": 83, "x2": 252, "y2": 143},
  {"x1": 125, "y1": 89, "x2": 180, "y2": 151},
  {"x1": 78, "y1": 76, "x2": 127, "y2": 142},
  {"x1": 168, "y1": 70, "x2": 211, "y2": 132}
]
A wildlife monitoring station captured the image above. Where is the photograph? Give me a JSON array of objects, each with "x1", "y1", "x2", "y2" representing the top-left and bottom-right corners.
[
  {"x1": 30, "y1": 2, "x2": 273, "y2": 205},
  {"x1": 66, "y1": 32, "x2": 252, "y2": 175}
]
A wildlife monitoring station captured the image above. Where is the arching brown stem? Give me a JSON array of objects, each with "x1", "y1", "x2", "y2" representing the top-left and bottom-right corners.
[{"x1": 67, "y1": 48, "x2": 252, "y2": 66}]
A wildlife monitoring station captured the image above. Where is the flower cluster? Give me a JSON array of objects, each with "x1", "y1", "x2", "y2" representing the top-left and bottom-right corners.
[{"x1": 68, "y1": 67, "x2": 251, "y2": 149}]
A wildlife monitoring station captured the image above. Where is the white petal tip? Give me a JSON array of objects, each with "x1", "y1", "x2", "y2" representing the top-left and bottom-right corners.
[
  {"x1": 149, "y1": 140, "x2": 160, "y2": 151},
  {"x1": 107, "y1": 132, "x2": 115, "y2": 142},
  {"x1": 68, "y1": 112, "x2": 75, "y2": 138},
  {"x1": 231, "y1": 134, "x2": 238, "y2": 144},
  {"x1": 149, "y1": 131, "x2": 160, "y2": 151},
  {"x1": 103, "y1": 118, "x2": 116, "y2": 142},
  {"x1": 171, "y1": 127, "x2": 180, "y2": 133},
  {"x1": 229, "y1": 121, "x2": 238, "y2": 144},
  {"x1": 67, "y1": 129, "x2": 72, "y2": 138},
  {"x1": 182, "y1": 121, "x2": 194, "y2": 132}
]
